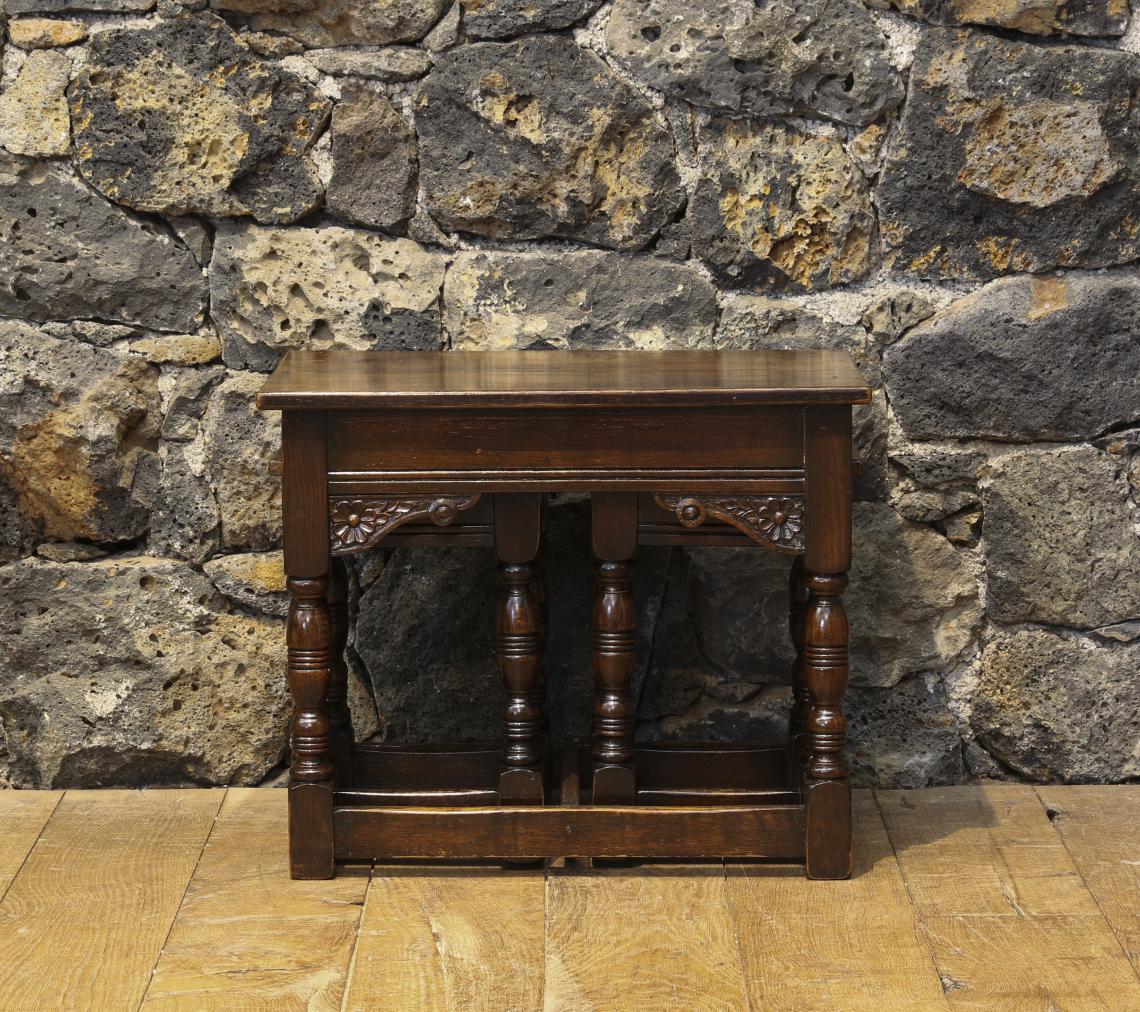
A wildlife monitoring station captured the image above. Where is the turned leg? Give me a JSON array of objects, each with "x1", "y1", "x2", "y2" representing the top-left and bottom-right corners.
[
  {"x1": 287, "y1": 575, "x2": 336, "y2": 878},
  {"x1": 591, "y1": 493, "x2": 638, "y2": 804},
  {"x1": 788, "y1": 556, "x2": 811, "y2": 772},
  {"x1": 325, "y1": 557, "x2": 354, "y2": 787},
  {"x1": 802, "y1": 405, "x2": 853, "y2": 879},
  {"x1": 803, "y1": 574, "x2": 849, "y2": 782},
  {"x1": 495, "y1": 493, "x2": 546, "y2": 804},
  {"x1": 282, "y1": 409, "x2": 335, "y2": 879}
]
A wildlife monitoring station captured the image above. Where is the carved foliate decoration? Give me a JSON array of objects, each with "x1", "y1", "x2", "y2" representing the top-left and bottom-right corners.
[
  {"x1": 654, "y1": 493, "x2": 805, "y2": 553},
  {"x1": 329, "y1": 494, "x2": 482, "y2": 554}
]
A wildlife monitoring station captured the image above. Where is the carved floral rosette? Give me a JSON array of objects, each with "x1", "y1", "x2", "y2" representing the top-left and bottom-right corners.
[
  {"x1": 654, "y1": 493, "x2": 805, "y2": 553},
  {"x1": 329, "y1": 494, "x2": 481, "y2": 555}
]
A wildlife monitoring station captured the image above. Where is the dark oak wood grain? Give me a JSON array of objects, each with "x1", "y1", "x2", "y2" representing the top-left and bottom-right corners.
[
  {"x1": 334, "y1": 805, "x2": 806, "y2": 861},
  {"x1": 262, "y1": 350, "x2": 867, "y2": 879},
  {"x1": 258, "y1": 349, "x2": 871, "y2": 410}
]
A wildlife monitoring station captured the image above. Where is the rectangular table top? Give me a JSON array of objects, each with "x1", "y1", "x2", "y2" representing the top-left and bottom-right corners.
[{"x1": 257, "y1": 350, "x2": 871, "y2": 411}]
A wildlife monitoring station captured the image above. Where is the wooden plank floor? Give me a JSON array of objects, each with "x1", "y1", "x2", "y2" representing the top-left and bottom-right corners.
[{"x1": 0, "y1": 786, "x2": 1136, "y2": 1011}]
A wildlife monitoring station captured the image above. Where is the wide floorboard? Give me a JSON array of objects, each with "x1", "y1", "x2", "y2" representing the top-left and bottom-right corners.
[{"x1": 0, "y1": 785, "x2": 1136, "y2": 1010}]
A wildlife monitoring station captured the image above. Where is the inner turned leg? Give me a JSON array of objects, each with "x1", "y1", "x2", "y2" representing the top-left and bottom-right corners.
[
  {"x1": 495, "y1": 493, "x2": 546, "y2": 804},
  {"x1": 325, "y1": 557, "x2": 354, "y2": 787},
  {"x1": 591, "y1": 493, "x2": 638, "y2": 804}
]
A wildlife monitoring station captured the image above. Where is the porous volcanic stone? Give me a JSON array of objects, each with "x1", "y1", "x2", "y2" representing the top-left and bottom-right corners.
[
  {"x1": 304, "y1": 46, "x2": 433, "y2": 80},
  {"x1": 210, "y1": 224, "x2": 448, "y2": 371},
  {"x1": 443, "y1": 250, "x2": 717, "y2": 349},
  {"x1": 689, "y1": 118, "x2": 875, "y2": 290},
  {"x1": 847, "y1": 678, "x2": 965, "y2": 788},
  {"x1": 973, "y1": 628, "x2": 1140, "y2": 782},
  {"x1": 128, "y1": 332, "x2": 222, "y2": 366},
  {"x1": 249, "y1": 0, "x2": 450, "y2": 46},
  {"x1": 159, "y1": 365, "x2": 225, "y2": 443},
  {"x1": 717, "y1": 296, "x2": 878, "y2": 382},
  {"x1": 0, "y1": 49, "x2": 70, "y2": 156},
  {"x1": 200, "y1": 370, "x2": 282, "y2": 551},
  {"x1": 7, "y1": 0, "x2": 153, "y2": 10},
  {"x1": 689, "y1": 503, "x2": 982, "y2": 689},
  {"x1": 884, "y1": 273, "x2": 1140, "y2": 442},
  {"x1": 6, "y1": 17, "x2": 88, "y2": 47},
  {"x1": 983, "y1": 446, "x2": 1140, "y2": 629},
  {"x1": 606, "y1": 0, "x2": 903, "y2": 126},
  {"x1": 717, "y1": 296, "x2": 886, "y2": 495},
  {"x1": 326, "y1": 82, "x2": 417, "y2": 232},
  {"x1": 0, "y1": 153, "x2": 206, "y2": 331},
  {"x1": 203, "y1": 550, "x2": 289, "y2": 617},
  {"x1": 462, "y1": 0, "x2": 604, "y2": 38},
  {"x1": 0, "y1": 556, "x2": 289, "y2": 788},
  {"x1": 865, "y1": 0, "x2": 1127, "y2": 38},
  {"x1": 416, "y1": 35, "x2": 683, "y2": 249},
  {"x1": 70, "y1": 12, "x2": 331, "y2": 224},
  {"x1": 148, "y1": 443, "x2": 219, "y2": 564},
  {"x1": 878, "y1": 29, "x2": 1140, "y2": 278},
  {"x1": 0, "y1": 321, "x2": 160, "y2": 545}
]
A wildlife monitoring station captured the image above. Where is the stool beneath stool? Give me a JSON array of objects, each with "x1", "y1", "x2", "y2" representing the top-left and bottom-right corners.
[{"x1": 257, "y1": 349, "x2": 870, "y2": 880}]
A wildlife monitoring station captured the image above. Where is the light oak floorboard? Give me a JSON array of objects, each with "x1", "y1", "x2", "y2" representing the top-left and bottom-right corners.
[
  {"x1": 142, "y1": 788, "x2": 369, "y2": 1012},
  {"x1": 0, "y1": 791, "x2": 61, "y2": 900},
  {"x1": 0, "y1": 789, "x2": 222, "y2": 1012},
  {"x1": 544, "y1": 862, "x2": 747, "y2": 1011},
  {"x1": 728, "y1": 790, "x2": 948, "y2": 1010},
  {"x1": 1036, "y1": 785, "x2": 1140, "y2": 978},
  {"x1": 877, "y1": 784, "x2": 1140, "y2": 1010},
  {"x1": 343, "y1": 865, "x2": 545, "y2": 1011}
]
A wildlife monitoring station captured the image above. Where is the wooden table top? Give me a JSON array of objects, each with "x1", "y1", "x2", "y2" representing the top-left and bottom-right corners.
[{"x1": 257, "y1": 349, "x2": 871, "y2": 410}]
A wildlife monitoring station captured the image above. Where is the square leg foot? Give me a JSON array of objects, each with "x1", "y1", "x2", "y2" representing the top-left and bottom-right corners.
[
  {"x1": 803, "y1": 777, "x2": 852, "y2": 880},
  {"x1": 289, "y1": 782, "x2": 335, "y2": 880}
]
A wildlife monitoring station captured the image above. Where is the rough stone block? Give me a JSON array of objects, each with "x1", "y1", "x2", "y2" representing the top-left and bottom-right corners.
[
  {"x1": 885, "y1": 273, "x2": 1140, "y2": 442},
  {"x1": 866, "y1": 0, "x2": 1127, "y2": 38},
  {"x1": 200, "y1": 370, "x2": 282, "y2": 551},
  {"x1": 248, "y1": 0, "x2": 450, "y2": 46},
  {"x1": 0, "y1": 153, "x2": 206, "y2": 331},
  {"x1": 0, "y1": 556, "x2": 289, "y2": 788},
  {"x1": 417, "y1": 35, "x2": 683, "y2": 249},
  {"x1": 0, "y1": 321, "x2": 159, "y2": 545},
  {"x1": 973, "y1": 628, "x2": 1140, "y2": 782},
  {"x1": 462, "y1": 0, "x2": 604, "y2": 38},
  {"x1": 878, "y1": 29, "x2": 1140, "y2": 278},
  {"x1": 326, "y1": 81, "x2": 417, "y2": 232},
  {"x1": 983, "y1": 445, "x2": 1140, "y2": 628},
  {"x1": 6, "y1": 17, "x2": 88, "y2": 48},
  {"x1": 689, "y1": 118, "x2": 875, "y2": 290},
  {"x1": 210, "y1": 224, "x2": 448, "y2": 370},
  {"x1": 70, "y1": 12, "x2": 331, "y2": 224},
  {"x1": 0, "y1": 49, "x2": 71, "y2": 156},
  {"x1": 444, "y1": 250, "x2": 717, "y2": 349},
  {"x1": 606, "y1": 0, "x2": 903, "y2": 126}
]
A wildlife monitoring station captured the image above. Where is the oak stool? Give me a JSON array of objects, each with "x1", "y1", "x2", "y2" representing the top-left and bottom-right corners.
[{"x1": 258, "y1": 350, "x2": 870, "y2": 879}]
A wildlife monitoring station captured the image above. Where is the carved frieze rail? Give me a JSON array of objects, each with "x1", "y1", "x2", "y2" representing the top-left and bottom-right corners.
[
  {"x1": 653, "y1": 493, "x2": 805, "y2": 553},
  {"x1": 329, "y1": 494, "x2": 482, "y2": 555}
]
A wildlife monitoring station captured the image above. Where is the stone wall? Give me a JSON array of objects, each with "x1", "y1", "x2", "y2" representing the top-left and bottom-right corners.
[{"x1": 0, "y1": 0, "x2": 1137, "y2": 789}]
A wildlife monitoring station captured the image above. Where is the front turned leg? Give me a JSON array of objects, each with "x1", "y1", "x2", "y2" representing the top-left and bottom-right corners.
[
  {"x1": 495, "y1": 493, "x2": 546, "y2": 805},
  {"x1": 325, "y1": 557, "x2": 354, "y2": 787},
  {"x1": 591, "y1": 493, "x2": 638, "y2": 804},
  {"x1": 287, "y1": 575, "x2": 336, "y2": 879},
  {"x1": 802, "y1": 571, "x2": 851, "y2": 879}
]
